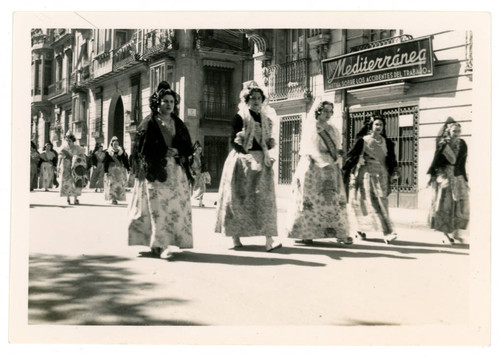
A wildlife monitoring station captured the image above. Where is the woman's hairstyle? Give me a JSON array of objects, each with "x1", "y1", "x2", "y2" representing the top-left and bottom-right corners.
[
  {"x1": 149, "y1": 88, "x2": 180, "y2": 115},
  {"x1": 44, "y1": 141, "x2": 53, "y2": 150},
  {"x1": 65, "y1": 130, "x2": 76, "y2": 142},
  {"x1": 437, "y1": 116, "x2": 457, "y2": 138},
  {"x1": 368, "y1": 114, "x2": 388, "y2": 137},
  {"x1": 314, "y1": 101, "x2": 334, "y2": 120},
  {"x1": 239, "y1": 80, "x2": 266, "y2": 104},
  {"x1": 93, "y1": 142, "x2": 102, "y2": 151},
  {"x1": 243, "y1": 87, "x2": 266, "y2": 104},
  {"x1": 110, "y1": 136, "x2": 119, "y2": 144}
]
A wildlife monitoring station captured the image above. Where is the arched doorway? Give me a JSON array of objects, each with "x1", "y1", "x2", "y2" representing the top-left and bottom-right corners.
[{"x1": 108, "y1": 94, "x2": 124, "y2": 146}]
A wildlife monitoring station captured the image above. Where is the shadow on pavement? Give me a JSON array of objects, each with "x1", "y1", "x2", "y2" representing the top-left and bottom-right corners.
[
  {"x1": 277, "y1": 246, "x2": 416, "y2": 260},
  {"x1": 290, "y1": 239, "x2": 469, "y2": 256},
  {"x1": 164, "y1": 250, "x2": 326, "y2": 267},
  {"x1": 29, "y1": 253, "x2": 205, "y2": 325}
]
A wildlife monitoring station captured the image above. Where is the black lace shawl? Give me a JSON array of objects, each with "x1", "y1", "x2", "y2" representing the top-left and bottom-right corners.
[
  {"x1": 131, "y1": 113, "x2": 194, "y2": 184},
  {"x1": 426, "y1": 138, "x2": 468, "y2": 181}
]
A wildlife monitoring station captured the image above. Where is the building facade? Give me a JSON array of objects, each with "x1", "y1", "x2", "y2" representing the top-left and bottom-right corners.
[
  {"x1": 31, "y1": 28, "x2": 254, "y2": 189},
  {"x1": 244, "y1": 29, "x2": 473, "y2": 209},
  {"x1": 31, "y1": 28, "x2": 473, "y2": 208}
]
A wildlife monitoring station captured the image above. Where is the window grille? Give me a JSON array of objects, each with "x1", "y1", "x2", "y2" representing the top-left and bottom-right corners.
[{"x1": 279, "y1": 115, "x2": 302, "y2": 184}]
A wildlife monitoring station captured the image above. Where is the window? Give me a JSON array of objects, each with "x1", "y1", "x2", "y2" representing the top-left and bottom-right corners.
[
  {"x1": 131, "y1": 76, "x2": 141, "y2": 124},
  {"x1": 115, "y1": 30, "x2": 127, "y2": 49},
  {"x1": 203, "y1": 67, "x2": 232, "y2": 119},
  {"x1": 285, "y1": 29, "x2": 307, "y2": 62},
  {"x1": 279, "y1": 115, "x2": 302, "y2": 184}
]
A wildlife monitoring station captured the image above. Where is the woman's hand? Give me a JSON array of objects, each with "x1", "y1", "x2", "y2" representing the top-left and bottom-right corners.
[{"x1": 166, "y1": 148, "x2": 179, "y2": 158}]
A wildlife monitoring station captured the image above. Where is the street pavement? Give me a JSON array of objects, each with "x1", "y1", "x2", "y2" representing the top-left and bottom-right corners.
[{"x1": 28, "y1": 188, "x2": 470, "y2": 327}]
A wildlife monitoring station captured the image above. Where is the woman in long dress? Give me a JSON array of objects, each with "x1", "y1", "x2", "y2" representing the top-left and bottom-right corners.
[
  {"x1": 190, "y1": 141, "x2": 208, "y2": 207},
  {"x1": 30, "y1": 141, "x2": 40, "y2": 191},
  {"x1": 128, "y1": 88, "x2": 194, "y2": 259},
  {"x1": 89, "y1": 143, "x2": 105, "y2": 192},
  {"x1": 57, "y1": 131, "x2": 87, "y2": 205},
  {"x1": 215, "y1": 80, "x2": 281, "y2": 252},
  {"x1": 286, "y1": 101, "x2": 352, "y2": 245},
  {"x1": 343, "y1": 115, "x2": 398, "y2": 244},
  {"x1": 103, "y1": 137, "x2": 130, "y2": 205},
  {"x1": 427, "y1": 118, "x2": 469, "y2": 244},
  {"x1": 39, "y1": 142, "x2": 58, "y2": 191}
]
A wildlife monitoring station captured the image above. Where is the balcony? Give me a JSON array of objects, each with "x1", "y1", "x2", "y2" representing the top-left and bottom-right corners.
[
  {"x1": 113, "y1": 40, "x2": 137, "y2": 71},
  {"x1": 266, "y1": 58, "x2": 311, "y2": 102},
  {"x1": 141, "y1": 29, "x2": 176, "y2": 59},
  {"x1": 48, "y1": 78, "x2": 69, "y2": 99}
]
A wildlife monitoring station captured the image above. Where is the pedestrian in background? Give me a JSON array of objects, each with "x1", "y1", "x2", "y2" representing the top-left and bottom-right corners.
[
  {"x1": 215, "y1": 80, "x2": 281, "y2": 252},
  {"x1": 38, "y1": 141, "x2": 58, "y2": 191},
  {"x1": 427, "y1": 117, "x2": 469, "y2": 244},
  {"x1": 190, "y1": 141, "x2": 210, "y2": 207},
  {"x1": 128, "y1": 87, "x2": 194, "y2": 259},
  {"x1": 30, "y1": 141, "x2": 40, "y2": 191},
  {"x1": 286, "y1": 100, "x2": 352, "y2": 245},
  {"x1": 89, "y1": 143, "x2": 105, "y2": 193},
  {"x1": 343, "y1": 115, "x2": 399, "y2": 244},
  {"x1": 103, "y1": 137, "x2": 130, "y2": 205},
  {"x1": 57, "y1": 131, "x2": 87, "y2": 205}
]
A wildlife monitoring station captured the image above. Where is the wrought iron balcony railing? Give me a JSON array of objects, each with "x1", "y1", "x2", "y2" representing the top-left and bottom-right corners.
[
  {"x1": 113, "y1": 40, "x2": 137, "y2": 71},
  {"x1": 266, "y1": 58, "x2": 310, "y2": 102}
]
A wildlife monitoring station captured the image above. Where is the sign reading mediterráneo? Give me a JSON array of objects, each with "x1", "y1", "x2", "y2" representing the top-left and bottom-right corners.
[{"x1": 322, "y1": 37, "x2": 433, "y2": 91}]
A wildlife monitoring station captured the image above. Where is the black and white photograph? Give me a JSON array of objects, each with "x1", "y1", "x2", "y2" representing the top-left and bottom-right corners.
[{"x1": 6, "y1": 7, "x2": 496, "y2": 352}]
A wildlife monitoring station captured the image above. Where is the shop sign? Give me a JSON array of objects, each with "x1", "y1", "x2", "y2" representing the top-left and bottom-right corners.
[{"x1": 322, "y1": 37, "x2": 433, "y2": 91}]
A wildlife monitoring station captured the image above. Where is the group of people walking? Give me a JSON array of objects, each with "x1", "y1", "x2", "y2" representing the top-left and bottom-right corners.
[
  {"x1": 30, "y1": 79, "x2": 470, "y2": 259},
  {"x1": 125, "y1": 79, "x2": 469, "y2": 260}
]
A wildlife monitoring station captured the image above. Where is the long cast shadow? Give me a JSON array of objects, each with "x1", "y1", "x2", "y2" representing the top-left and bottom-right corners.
[
  {"x1": 290, "y1": 239, "x2": 469, "y2": 256},
  {"x1": 29, "y1": 253, "x2": 205, "y2": 325},
  {"x1": 150, "y1": 250, "x2": 326, "y2": 266},
  {"x1": 276, "y1": 246, "x2": 416, "y2": 261}
]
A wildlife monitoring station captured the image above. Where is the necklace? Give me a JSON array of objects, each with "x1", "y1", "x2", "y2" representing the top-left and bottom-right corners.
[{"x1": 372, "y1": 135, "x2": 384, "y2": 145}]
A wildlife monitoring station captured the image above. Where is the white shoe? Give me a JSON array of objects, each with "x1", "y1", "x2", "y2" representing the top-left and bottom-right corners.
[
  {"x1": 232, "y1": 236, "x2": 243, "y2": 248},
  {"x1": 384, "y1": 233, "x2": 398, "y2": 244},
  {"x1": 160, "y1": 248, "x2": 174, "y2": 259},
  {"x1": 265, "y1": 237, "x2": 282, "y2": 252}
]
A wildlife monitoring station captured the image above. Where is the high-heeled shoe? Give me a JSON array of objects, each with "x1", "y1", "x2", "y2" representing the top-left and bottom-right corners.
[
  {"x1": 74, "y1": 198, "x2": 80, "y2": 205},
  {"x1": 383, "y1": 233, "x2": 398, "y2": 244},
  {"x1": 442, "y1": 233, "x2": 455, "y2": 245},
  {"x1": 67, "y1": 197, "x2": 71, "y2": 205}
]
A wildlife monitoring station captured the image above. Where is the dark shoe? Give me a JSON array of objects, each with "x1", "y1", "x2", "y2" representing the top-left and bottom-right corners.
[
  {"x1": 112, "y1": 200, "x2": 118, "y2": 205},
  {"x1": 67, "y1": 198, "x2": 71, "y2": 205},
  {"x1": 442, "y1": 233, "x2": 455, "y2": 245},
  {"x1": 74, "y1": 199, "x2": 80, "y2": 205},
  {"x1": 337, "y1": 237, "x2": 353, "y2": 245},
  {"x1": 356, "y1": 231, "x2": 367, "y2": 240}
]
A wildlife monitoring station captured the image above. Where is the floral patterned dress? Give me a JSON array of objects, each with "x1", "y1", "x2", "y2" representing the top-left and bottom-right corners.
[
  {"x1": 128, "y1": 115, "x2": 193, "y2": 250},
  {"x1": 104, "y1": 149, "x2": 129, "y2": 202},
  {"x1": 89, "y1": 151, "x2": 105, "y2": 189},
  {"x1": 286, "y1": 122, "x2": 350, "y2": 241},
  {"x1": 348, "y1": 135, "x2": 394, "y2": 235},
  {"x1": 215, "y1": 109, "x2": 278, "y2": 238},
  {"x1": 39, "y1": 150, "x2": 57, "y2": 189},
  {"x1": 58, "y1": 144, "x2": 86, "y2": 197},
  {"x1": 428, "y1": 138, "x2": 469, "y2": 233}
]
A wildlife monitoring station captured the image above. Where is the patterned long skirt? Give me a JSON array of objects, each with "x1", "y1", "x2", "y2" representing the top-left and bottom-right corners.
[
  {"x1": 128, "y1": 157, "x2": 193, "y2": 249},
  {"x1": 215, "y1": 150, "x2": 278, "y2": 237},
  {"x1": 286, "y1": 157, "x2": 350, "y2": 240},
  {"x1": 428, "y1": 166, "x2": 469, "y2": 233},
  {"x1": 40, "y1": 162, "x2": 54, "y2": 189},
  {"x1": 89, "y1": 162, "x2": 104, "y2": 189},
  {"x1": 104, "y1": 162, "x2": 127, "y2": 201},
  {"x1": 59, "y1": 158, "x2": 82, "y2": 197},
  {"x1": 349, "y1": 163, "x2": 393, "y2": 235}
]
